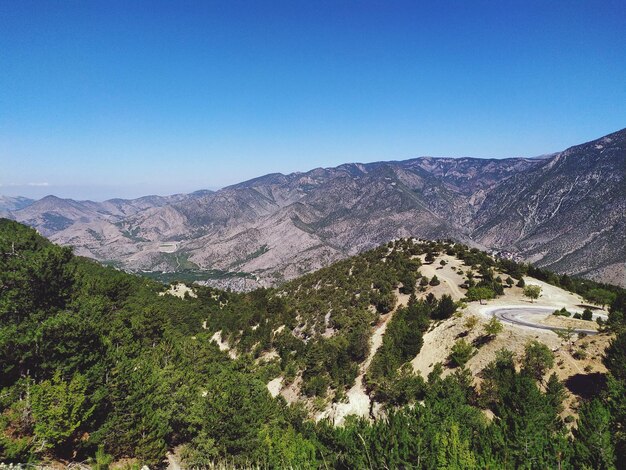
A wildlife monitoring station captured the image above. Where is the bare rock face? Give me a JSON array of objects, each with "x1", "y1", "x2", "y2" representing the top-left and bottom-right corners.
[
  {"x1": 4, "y1": 128, "x2": 625, "y2": 287},
  {"x1": 471, "y1": 128, "x2": 626, "y2": 286}
]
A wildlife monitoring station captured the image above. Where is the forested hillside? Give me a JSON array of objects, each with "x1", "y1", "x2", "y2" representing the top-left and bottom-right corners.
[{"x1": 1, "y1": 219, "x2": 626, "y2": 468}]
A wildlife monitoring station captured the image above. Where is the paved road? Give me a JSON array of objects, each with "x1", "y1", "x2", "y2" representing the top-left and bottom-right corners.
[{"x1": 487, "y1": 306, "x2": 599, "y2": 335}]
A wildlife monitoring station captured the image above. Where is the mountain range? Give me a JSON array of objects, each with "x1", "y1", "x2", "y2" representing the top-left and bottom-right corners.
[{"x1": 4, "y1": 128, "x2": 625, "y2": 287}]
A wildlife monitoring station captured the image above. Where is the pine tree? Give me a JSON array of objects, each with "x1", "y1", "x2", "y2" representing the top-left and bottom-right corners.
[
  {"x1": 434, "y1": 422, "x2": 477, "y2": 469},
  {"x1": 573, "y1": 399, "x2": 616, "y2": 470}
]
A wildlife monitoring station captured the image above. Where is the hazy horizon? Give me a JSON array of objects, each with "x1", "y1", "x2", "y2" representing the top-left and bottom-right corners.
[
  {"x1": 2, "y1": 1, "x2": 625, "y2": 200},
  {"x1": 0, "y1": 140, "x2": 599, "y2": 201},
  {"x1": 0, "y1": 127, "x2": 622, "y2": 201}
]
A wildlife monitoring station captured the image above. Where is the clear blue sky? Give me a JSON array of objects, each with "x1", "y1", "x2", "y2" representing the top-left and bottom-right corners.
[{"x1": 1, "y1": 0, "x2": 625, "y2": 200}]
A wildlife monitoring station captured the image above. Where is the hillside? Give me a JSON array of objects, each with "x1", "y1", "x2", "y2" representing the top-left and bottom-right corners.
[
  {"x1": 0, "y1": 196, "x2": 33, "y2": 218},
  {"x1": 2, "y1": 219, "x2": 626, "y2": 468},
  {"x1": 472, "y1": 128, "x2": 626, "y2": 286},
  {"x1": 4, "y1": 128, "x2": 624, "y2": 289}
]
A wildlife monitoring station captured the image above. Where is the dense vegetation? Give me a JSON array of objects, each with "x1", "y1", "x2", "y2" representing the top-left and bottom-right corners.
[{"x1": 1, "y1": 219, "x2": 626, "y2": 468}]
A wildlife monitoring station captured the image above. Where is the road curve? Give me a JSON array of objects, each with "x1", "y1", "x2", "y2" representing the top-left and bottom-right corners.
[{"x1": 484, "y1": 306, "x2": 599, "y2": 336}]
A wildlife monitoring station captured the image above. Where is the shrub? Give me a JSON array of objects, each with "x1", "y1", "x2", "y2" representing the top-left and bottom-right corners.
[
  {"x1": 483, "y1": 317, "x2": 503, "y2": 339},
  {"x1": 449, "y1": 339, "x2": 475, "y2": 367},
  {"x1": 553, "y1": 308, "x2": 571, "y2": 317}
]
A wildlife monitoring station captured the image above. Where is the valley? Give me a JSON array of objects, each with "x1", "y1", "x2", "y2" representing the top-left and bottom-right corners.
[
  {"x1": 1, "y1": 220, "x2": 624, "y2": 468},
  {"x1": 4, "y1": 3, "x2": 625, "y2": 468},
  {"x1": 3, "y1": 128, "x2": 625, "y2": 289}
]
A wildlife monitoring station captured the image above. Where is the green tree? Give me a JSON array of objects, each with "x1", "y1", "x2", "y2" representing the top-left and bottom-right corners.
[
  {"x1": 30, "y1": 371, "x2": 94, "y2": 452},
  {"x1": 190, "y1": 369, "x2": 280, "y2": 459},
  {"x1": 259, "y1": 425, "x2": 319, "y2": 468},
  {"x1": 585, "y1": 288, "x2": 617, "y2": 309},
  {"x1": 523, "y1": 285, "x2": 542, "y2": 303},
  {"x1": 605, "y1": 331, "x2": 626, "y2": 383},
  {"x1": 449, "y1": 340, "x2": 475, "y2": 367},
  {"x1": 483, "y1": 317, "x2": 503, "y2": 339},
  {"x1": 399, "y1": 270, "x2": 416, "y2": 295},
  {"x1": 573, "y1": 399, "x2": 616, "y2": 470},
  {"x1": 521, "y1": 340, "x2": 555, "y2": 381},
  {"x1": 545, "y1": 373, "x2": 566, "y2": 414},
  {"x1": 556, "y1": 326, "x2": 576, "y2": 354},
  {"x1": 434, "y1": 422, "x2": 477, "y2": 469},
  {"x1": 96, "y1": 356, "x2": 172, "y2": 465},
  {"x1": 465, "y1": 286, "x2": 495, "y2": 305},
  {"x1": 433, "y1": 294, "x2": 456, "y2": 320}
]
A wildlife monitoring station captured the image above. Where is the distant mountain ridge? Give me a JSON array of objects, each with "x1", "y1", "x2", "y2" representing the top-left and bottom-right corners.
[
  {"x1": 0, "y1": 195, "x2": 34, "y2": 218},
  {"x1": 3, "y1": 128, "x2": 625, "y2": 287}
]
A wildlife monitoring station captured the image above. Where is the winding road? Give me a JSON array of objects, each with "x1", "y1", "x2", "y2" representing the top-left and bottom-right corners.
[{"x1": 483, "y1": 306, "x2": 600, "y2": 335}]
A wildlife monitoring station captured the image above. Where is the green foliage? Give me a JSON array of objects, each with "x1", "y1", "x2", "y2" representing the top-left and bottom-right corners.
[
  {"x1": 258, "y1": 425, "x2": 319, "y2": 468},
  {"x1": 573, "y1": 399, "x2": 616, "y2": 470},
  {"x1": 553, "y1": 307, "x2": 571, "y2": 317},
  {"x1": 434, "y1": 422, "x2": 477, "y2": 469},
  {"x1": 584, "y1": 288, "x2": 617, "y2": 308},
  {"x1": 464, "y1": 315, "x2": 479, "y2": 330},
  {"x1": 605, "y1": 331, "x2": 626, "y2": 383},
  {"x1": 92, "y1": 445, "x2": 113, "y2": 470},
  {"x1": 556, "y1": 326, "x2": 577, "y2": 352},
  {"x1": 366, "y1": 296, "x2": 432, "y2": 403},
  {"x1": 432, "y1": 294, "x2": 456, "y2": 320},
  {"x1": 465, "y1": 286, "x2": 495, "y2": 304},
  {"x1": 483, "y1": 317, "x2": 503, "y2": 339},
  {"x1": 398, "y1": 270, "x2": 416, "y2": 295},
  {"x1": 449, "y1": 339, "x2": 475, "y2": 367},
  {"x1": 523, "y1": 284, "x2": 542, "y2": 302},
  {"x1": 30, "y1": 371, "x2": 94, "y2": 452},
  {"x1": 189, "y1": 370, "x2": 281, "y2": 459},
  {"x1": 479, "y1": 350, "x2": 570, "y2": 468},
  {"x1": 521, "y1": 340, "x2": 555, "y2": 381},
  {"x1": 1, "y1": 221, "x2": 625, "y2": 468}
]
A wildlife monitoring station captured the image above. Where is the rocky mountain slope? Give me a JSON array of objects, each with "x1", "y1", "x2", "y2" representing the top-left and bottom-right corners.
[
  {"x1": 4, "y1": 128, "x2": 625, "y2": 287},
  {"x1": 472, "y1": 129, "x2": 626, "y2": 286},
  {"x1": 0, "y1": 195, "x2": 33, "y2": 218}
]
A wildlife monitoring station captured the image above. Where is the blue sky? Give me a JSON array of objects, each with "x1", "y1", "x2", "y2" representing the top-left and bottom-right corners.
[{"x1": 1, "y1": 0, "x2": 625, "y2": 200}]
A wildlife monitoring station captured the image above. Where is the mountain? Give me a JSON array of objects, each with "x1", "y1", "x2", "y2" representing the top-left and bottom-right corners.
[
  {"x1": 9, "y1": 157, "x2": 540, "y2": 286},
  {"x1": 471, "y1": 128, "x2": 626, "y2": 286},
  {"x1": 0, "y1": 195, "x2": 34, "y2": 217},
  {"x1": 6, "y1": 192, "x2": 205, "y2": 263},
  {"x1": 5, "y1": 128, "x2": 625, "y2": 287}
]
